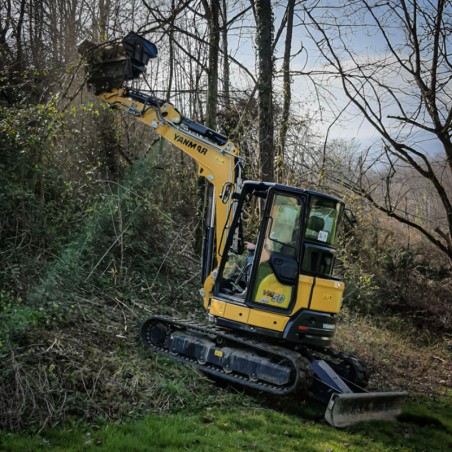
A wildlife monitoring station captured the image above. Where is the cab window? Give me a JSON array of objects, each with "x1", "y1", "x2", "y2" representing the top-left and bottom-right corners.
[{"x1": 304, "y1": 197, "x2": 342, "y2": 246}]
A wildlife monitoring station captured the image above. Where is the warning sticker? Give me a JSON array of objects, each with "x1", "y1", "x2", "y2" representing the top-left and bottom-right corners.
[{"x1": 318, "y1": 230, "x2": 328, "y2": 242}]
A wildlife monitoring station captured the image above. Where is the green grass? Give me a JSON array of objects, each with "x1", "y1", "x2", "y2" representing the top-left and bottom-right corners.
[{"x1": 1, "y1": 396, "x2": 450, "y2": 451}]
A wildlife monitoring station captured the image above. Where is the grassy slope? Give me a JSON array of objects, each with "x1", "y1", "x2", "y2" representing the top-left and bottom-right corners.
[
  {"x1": 1, "y1": 397, "x2": 451, "y2": 451},
  {"x1": 1, "y1": 264, "x2": 450, "y2": 449},
  {"x1": 1, "y1": 312, "x2": 451, "y2": 451}
]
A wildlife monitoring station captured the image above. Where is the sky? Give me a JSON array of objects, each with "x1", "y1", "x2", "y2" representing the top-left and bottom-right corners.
[
  {"x1": 135, "y1": 0, "x2": 448, "y2": 162},
  {"x1": 224, "y1": 1, "x2": 449, "y2": 158},
  {"x1": 223, "y1": 2, "x2": 384, "y2": 148}
]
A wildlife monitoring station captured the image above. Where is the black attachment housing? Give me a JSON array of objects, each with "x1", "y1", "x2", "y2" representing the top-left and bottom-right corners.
[{"x1": 122, "y1": 32, "x2": 158, "y2": 80}]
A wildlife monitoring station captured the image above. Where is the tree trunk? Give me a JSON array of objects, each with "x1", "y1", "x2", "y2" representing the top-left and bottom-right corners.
[
  {"x1": 196, "y1": 0, "x2": 221, "y2": 256},
  {"x1": 204, "y1": 0, "x2": 220, "y2": 129},
  {"x1": 166, "y1": 0, "x2": 176, "y2": 100},
  {"x1": 99, "y1": 0, "x2": 110, "y2": 43},
  {"x1": 256, "y1": 0, "x2": 274, "y2": 182},
  {"x1": 14, "y1": 0, "x2": 26, "y2": 71},
  {"x1": 221, "y1": 0, "x2": 230, "y2": 108},
  {"x1": 277, "y1": 0, "x2": 295, "y2": 183}
]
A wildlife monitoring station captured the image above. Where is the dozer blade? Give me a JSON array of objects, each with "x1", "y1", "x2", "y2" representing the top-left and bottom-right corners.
[{"x1": 324, "y1": 391, "x2": 407, "y2": 428}]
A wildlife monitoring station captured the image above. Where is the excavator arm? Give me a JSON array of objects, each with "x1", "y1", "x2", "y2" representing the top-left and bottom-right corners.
[
  {"x1": 80, "y1": 33, "x2": 243, "y2": 301},
  {"x1": 97, "y1": 87, "x2": 242, "y2": 266}
]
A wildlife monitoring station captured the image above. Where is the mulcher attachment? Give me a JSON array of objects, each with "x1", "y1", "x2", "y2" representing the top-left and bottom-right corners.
[
  {"x1": 122, "y1": 32, "x2": 158, "y2": 80},
  {"x1": 78, "y1": 32, "x2": 157, "y2": 94},
  {"x1": 309, "y1": 359, "x2": 407, "y2": 427}
]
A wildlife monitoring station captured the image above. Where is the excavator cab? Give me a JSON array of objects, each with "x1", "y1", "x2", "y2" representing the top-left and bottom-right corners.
[{"x1": 209, "y1": 181, "x2": 345, "y2": 348}]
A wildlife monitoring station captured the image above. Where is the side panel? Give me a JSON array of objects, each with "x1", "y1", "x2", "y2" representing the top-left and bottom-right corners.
[
  {"x1": 224, "y1": 303, "x2": 250, "y2": 323},
  {"x1": 309, "y1": 278, "x2": 344, "y2": 314},
  {"x1": 209, "y1": 299, "x2": 227, "y2": 317},
  {"x1": 247, "y1": 310, "x2": 289, "y2": 332},
  {"x1": 290, "y1": 274, "x2": 314, "y2": 313},
  {"x1": 209, "y1": 298, "x2": 289, "y2": 332}
]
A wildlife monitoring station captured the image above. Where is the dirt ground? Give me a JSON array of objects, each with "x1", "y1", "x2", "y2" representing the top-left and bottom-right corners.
[{"x1": 335, "y1": 313, "x2": 451, "y2": 397}]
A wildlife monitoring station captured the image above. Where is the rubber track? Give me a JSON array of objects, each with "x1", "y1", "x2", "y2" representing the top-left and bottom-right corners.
[{"x1": 141, "y1": 315, "x2": 310, "y2": 395}]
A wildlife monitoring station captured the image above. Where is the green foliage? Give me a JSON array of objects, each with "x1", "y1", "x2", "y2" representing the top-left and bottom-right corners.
[
  {"x1": 336, "y1": 208, "x2": 383, "y2": 312},
  {"x1": 0, "y1": 76, "x2": 206, "y2": 431},
  {"x1": 337, "y1": 201, "x2": 452, "y2": 336},
  {"x1": 0, "y1": 139, "x2": 204, "y2": 431},
  {"x1": 0, "y1": 99, "x2": 76, "y2": 345},
  {"x1": 338, "y1": 240, "x2": 380, "y2": 312},
  {"x1": 1, "y1": 397, "x2": 450, "y2": 451},
  {"x1": 0, "y1": 291, "x2": 44, "y2": 350},
  {"x1": 0, "y1": 88, "x2": 199, "y2": 345},
  {"x1": 0, "y1": 99, "x2": 100, "y2": 290},
  {"x1": 27, "y1": 151, "x2": 194, "y2": 307}
]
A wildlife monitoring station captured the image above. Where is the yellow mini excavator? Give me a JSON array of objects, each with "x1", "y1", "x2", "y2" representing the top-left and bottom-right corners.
[{"x1": 79, "y1": 32, "x2": 406, "y2": 427}]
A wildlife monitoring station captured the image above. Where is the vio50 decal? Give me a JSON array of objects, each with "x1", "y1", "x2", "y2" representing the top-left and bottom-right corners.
[
  {"x1": 174, "y1": 133, "x2": 208, "y2": 155},
  {"x1": 263, "y1": 289, "x2": 286, "y2": 304}
]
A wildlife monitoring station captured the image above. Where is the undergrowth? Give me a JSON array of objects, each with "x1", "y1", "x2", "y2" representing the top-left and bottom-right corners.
[
  {"x1": 0, "y1": 150, "x2": 208, "y2": 431},
  {"x1": 334, "y1": 308, "x2": 451, "y2": 397}
]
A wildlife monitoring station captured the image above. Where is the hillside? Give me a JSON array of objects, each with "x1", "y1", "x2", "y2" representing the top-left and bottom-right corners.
[{"x1": 0, "y1": 154, "x2": 450, "y2": 445}]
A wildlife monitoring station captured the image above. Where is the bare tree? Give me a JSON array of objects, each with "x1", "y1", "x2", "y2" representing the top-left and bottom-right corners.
[
  {"x1": 277, "y1": 0, "x2": 295, "y2": 183},
  {"x1": 302, "y1": 0, "x2": 452, "y2": 261},
  {"x1": 254, "y1": 0, "x2": 274, "y2": 182}
]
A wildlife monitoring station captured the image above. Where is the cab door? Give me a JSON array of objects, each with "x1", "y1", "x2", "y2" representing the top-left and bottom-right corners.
[{"x1": 248, "y1": 190, "x2": 305, "y2": 311}]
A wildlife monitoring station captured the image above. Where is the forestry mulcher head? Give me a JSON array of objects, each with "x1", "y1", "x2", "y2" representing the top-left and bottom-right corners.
[{"x1": 78, "y1": 32, "x2": 157, "y2": 94}]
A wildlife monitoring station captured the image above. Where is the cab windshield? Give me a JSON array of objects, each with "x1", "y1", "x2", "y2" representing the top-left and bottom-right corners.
[{"x1": 304, "y1": 196, "x2": 342, "y2": 246}]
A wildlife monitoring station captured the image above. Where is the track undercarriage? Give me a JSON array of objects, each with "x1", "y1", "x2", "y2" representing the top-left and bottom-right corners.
[
  {"x1": 141, "y1": 315, "x2": 406, "y2": 427},
  {"x1": 141, "y1": 316, "x2": 313, "y2": 395}
]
